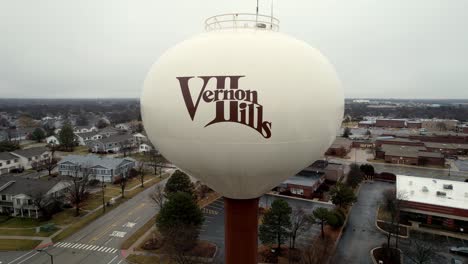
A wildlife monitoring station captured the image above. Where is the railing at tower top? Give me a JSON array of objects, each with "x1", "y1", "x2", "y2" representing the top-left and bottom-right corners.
[{"x1": 205, "y1": 13, "x2": 280, "y2": 32}]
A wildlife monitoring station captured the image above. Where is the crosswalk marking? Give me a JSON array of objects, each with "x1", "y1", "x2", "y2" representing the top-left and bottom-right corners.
[{"x1": 54, "y1": 242, "x2": 118, "y2": 254}]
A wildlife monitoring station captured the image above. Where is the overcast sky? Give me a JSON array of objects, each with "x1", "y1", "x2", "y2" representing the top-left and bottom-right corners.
[{"x1": 1, "y1": 0, "x2": 467, "y2": 99}]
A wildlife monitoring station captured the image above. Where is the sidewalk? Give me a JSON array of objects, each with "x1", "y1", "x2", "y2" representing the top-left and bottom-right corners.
[{"x1": 415, "y1": 225, "x2": 468, "y2": 240}]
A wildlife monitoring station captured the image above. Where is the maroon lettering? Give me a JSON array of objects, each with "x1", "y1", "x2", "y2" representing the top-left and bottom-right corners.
[{"x1": 177, "y1": 75, "x2": 272, "y2": 139}]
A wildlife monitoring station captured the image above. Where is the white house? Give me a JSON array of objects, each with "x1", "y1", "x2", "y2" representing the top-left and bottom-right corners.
[
  {"x1": 75, "y1": 132, "x2": 103, "y2": 146},
  {"x1": 138, "y1": 143, "x2": 152, "y2": 153},
  {"x1": 0, "y1": 176, "x2": 71, "y2": 218},
  {"x1": 11, "y1": 147, "x2": 50, "y2": 170},
  {"x1": 115, "y1": 123, "x2": 131, "y2": 131},
  {"x1": 73, "y1": 126, "x2": 97, "y2": 134},
  {"x1": 46, "y1": 135, "x2": 60, "y2": 145},
  {"x1": 0, "y1": 152, "x2": 20, "y2": 175}
]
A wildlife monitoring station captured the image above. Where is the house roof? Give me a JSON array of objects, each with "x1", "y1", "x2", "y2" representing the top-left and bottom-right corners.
[
  {"x1": 75, "y1": 131, "x2": 100, "y2": 139},
  {"x1": 97, "y1": 134, "x2": 133, "y2": 144},
  {"x1": 0, "y1": 175, "x2": 69, "y2": 196},
  {"x1": 424, "y1": 142, "x2": 457, "y2": 150},
  {"x1": 283, "y1": 171, "x2": 323, "y2": 187},
  {"x1": 381, "y1": 144, "x2": 426, "y2": 158},
  {"x1": 418, "y1": 151, "x2": 444, "y2": 158},
  {"x1": 0, "y1": 152, "x2": 17, "y2": 161},
  {"x1": 99, "y1": 127, "x2": 121, "y2": 133},
  {"x1": 58, "y1": 154, "x2": 135, "y2": 169},
  {"x1": 11, "y1": 147, "x2": 48, "y2": 158}
]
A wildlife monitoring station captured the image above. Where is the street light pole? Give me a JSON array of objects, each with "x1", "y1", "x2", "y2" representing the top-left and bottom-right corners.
[{"x1": 102, "y1": 175, "x2": 106, "y2": 213}]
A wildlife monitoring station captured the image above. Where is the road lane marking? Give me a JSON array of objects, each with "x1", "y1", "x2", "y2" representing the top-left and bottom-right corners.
[
  {"x1": 106, "y1": 255, "x2": 118, "y2": 264},
  {"x1": 110, "y1": 231, "x2": 127, "y2": 238},
  {"x1": 7, "y1": 250, "x2": 35, "y2": 264},
  {"x1": 90, "y1": 201, "x2": 147, "y2": 242},
  {"x1": 16, "y1": 252, "x2": 39, "y2": 264}
]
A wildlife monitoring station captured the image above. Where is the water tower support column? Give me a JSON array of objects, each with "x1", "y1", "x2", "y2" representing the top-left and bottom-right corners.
[{"x1": 224, "y1": 197, "x2": 259, "y2": 264}]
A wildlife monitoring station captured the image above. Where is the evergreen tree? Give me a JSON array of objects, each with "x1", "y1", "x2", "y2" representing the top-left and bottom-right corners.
[
  {"x1": 156, "y1": 192, "x2": 204, "y2": 251},
  {"x1": 59, "y1": 123, "x2": 75, "y2": 151},
  {"x1": 164, "y1": 170, "x2": 195, "y2": 199},
  {"x1": 313, "y1": 207, "x2": 331, "y2": 239},
  {"x1": 31, "y1": 128, "x2": 45, "y2": 142},
  {"x1": 259, "y1": 199, "x2": 292, "y2": 253},
  {"x1": 329, "y1": 182, "x2": 357, "y2": 208}
]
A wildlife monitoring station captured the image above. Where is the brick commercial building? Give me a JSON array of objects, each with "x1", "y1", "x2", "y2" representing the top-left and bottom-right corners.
[
  {"x1": 375, "y1": 119, "x2": 406, "y2": 128},
  {"x1": 307, "y1": 160, "x2": 345, "y2": 182},
  {"x1": 376, "y1": 144, "x2": 445, "y2": 166},
  {"x1": 374, "y1": 137, "x2": 425, "y2": 148},
  {"x1": 421, "y1": 119, "x2": 459, "y2": 132},
  {"x1": 397, "y1": 175, "x2": 468, "y2": 232},
  {"x1": 279, "y1": 170, "x2": 325, "y2": 198},
  {"x1": 325, "y1": 137, "x2": 352, "y2": 157},
  {"x1": 358, "y1": 120, "x2": 375, "y2": 128},
  {"x1": 406, "y1": 121, "x2": 422, "y2": 129}
]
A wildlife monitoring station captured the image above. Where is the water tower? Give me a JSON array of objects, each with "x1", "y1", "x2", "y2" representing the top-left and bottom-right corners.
[{"x1": 141, "y1": 12, "x2": 343, "y2": 264}]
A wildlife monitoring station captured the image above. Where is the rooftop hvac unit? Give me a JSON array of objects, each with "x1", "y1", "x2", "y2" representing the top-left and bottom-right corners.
[
  {"x1": 422, "y1": 186, "x2": 429, "y2": 192},
  {"x1": 443, "y1": 184, "x2": 453, "y2": 190},
  {"x1": 409, "y1": 181, "x2": 413, "y2": 186},
  {"x1": 436, "y1": 191, "x2": 446, "y2": 197}
]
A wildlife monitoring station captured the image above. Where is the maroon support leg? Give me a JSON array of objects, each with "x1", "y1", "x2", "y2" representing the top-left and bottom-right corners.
[{"x1": 224, "y1": 197, "x2": 259, "y2": 264}]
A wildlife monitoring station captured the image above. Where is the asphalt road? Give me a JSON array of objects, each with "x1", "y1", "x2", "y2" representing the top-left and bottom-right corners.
[
  {"x1": 1, "y1": 176, "x2": 169, "y2": 264},
  {"x1": 332, "y1": 181, "x2": 394, "y2": 264},
  {"x1": 332, "y1": 180, "x2": 468, "y2": 264},
  {"x1": 200, "y1": 194, "x2": 334, "y2": 263}
]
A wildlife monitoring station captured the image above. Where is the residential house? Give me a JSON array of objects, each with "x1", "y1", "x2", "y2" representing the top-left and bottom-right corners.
[
  {"x1": 7, "y1": 127, "x2": 37, "y2": 141},
  {"x1": 138, "y1": 143, "x2": 152, "y2": 153},
  {"x1": 115, "y1": 123, "x2": 131, "y2": 131},
  {"x1": 0, "y1": 176, "x2": 71, "y2": 218},
  {"x1": 58, "y1": 155, "x2": 136, "y2": 183},
  {"x1": 11, "y1": 147, "x2": 50, "y2": 170},
  {"x1": 75, "y1": 131, "x2": 103, "y2": 146},
  {"x1": 86, "y1": 134, "x2": 134, "y2": 153},
  {"x1": 46, "y1": 135, "x2": 60, "y2": 145},
  {"x1": 0, "y1": 152, "x2": 20, "y2": 175},
  {"x1": 73, "y1": 126, "x2": 97, "y2": 133},
  {"x1": 98, "y1": 127, "x2": 121, "y2": 138}
]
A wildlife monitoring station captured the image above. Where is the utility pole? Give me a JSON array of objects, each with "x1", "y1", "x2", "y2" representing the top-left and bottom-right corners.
[{"x1": 101, "y1": 175, "x2": 106, "y2": 213}]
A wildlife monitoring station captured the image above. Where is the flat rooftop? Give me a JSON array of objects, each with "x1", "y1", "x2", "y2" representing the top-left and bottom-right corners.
[{"x1": 396, "y1": 175, "x2": 468, "y2": 211}]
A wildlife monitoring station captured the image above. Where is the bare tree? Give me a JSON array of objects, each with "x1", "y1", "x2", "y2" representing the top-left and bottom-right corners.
[
  {"x1": 381, "y1": 189, "x2": 407, "y2": 249},
  {"x1": 28, "y1": 190, "x2": 51, "y2": 220},
  {"x1": 148, "y1": 150, "x2": 167, "y2": 176},
  {"x1": 149, "y1": 184, "x2": 165, "y2": 210},
  {"x1": 120, "y1": 176, "x2": 127, "y2": 199},
  {"x1": 403, "y1": 238, "x2": 437, "y2": 264},
  {"x1": 289, "y1": 207, "x2": 313, "y2": 250},
  {"x1": 300, "y1": 236, "x2": 334, "y2": 264},
  {"x1": 137, "y1": 161, "x2": 146, "y2": 188},
  {"x1": 67, "y1": 165, "x2": 92, "y2": 216}
]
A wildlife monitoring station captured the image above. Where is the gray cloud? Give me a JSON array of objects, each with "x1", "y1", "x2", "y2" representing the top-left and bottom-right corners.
[{"x1": 0, "y1": 0, "x2": 467, "y2": 99}]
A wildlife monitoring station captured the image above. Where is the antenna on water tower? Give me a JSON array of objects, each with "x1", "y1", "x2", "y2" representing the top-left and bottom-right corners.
[{"x1": 256, "y1": 0, "x2": 259, "y2": 24}]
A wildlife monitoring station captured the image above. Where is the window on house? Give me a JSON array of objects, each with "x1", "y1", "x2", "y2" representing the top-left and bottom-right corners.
[
  {"x1": 1, "y1": 195, "x2": 6, "y2": 200},
  {"x1": 290, "y1": 188, "x2": 304, "y2": 195},
  {"x1": 14, "y1": 159, "x2": 18, "y2": 162},
  {"x1": 28, "y1": 199, "x2": 32, "y2": 205},
  {"x1": 0, "y1": 163, "x2": 2, "y2": 167},
  {"x1": 6, "y1": 160, "x2": 10, "y2": 165},
  {"x1": 28, "y1": 158, "x2": 32, "y2": 161}
]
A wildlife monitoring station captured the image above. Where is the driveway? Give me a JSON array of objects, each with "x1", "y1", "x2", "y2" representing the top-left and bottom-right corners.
[{"x1": 332, "y1": 181, "x2": 394, "y2": 264}]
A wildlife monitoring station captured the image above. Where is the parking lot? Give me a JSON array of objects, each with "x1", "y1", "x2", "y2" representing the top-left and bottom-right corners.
[
  {"x1": 399, "y1": 231, "x2": 468, "y2": 263},
  {"x1": 199, "y1": 194, "x2": 334, "y2": 261}
]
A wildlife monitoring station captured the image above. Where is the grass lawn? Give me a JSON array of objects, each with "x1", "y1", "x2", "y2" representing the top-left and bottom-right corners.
[
  {"x1": 0, "y1": 228, "x2": 53, "y2": 237},
  {"x1": 52, "y1": 209, "x2": 104, "y2": 242},
  {"x1": 0, "y1": 239, "x2": 42, "y2": 251},
  {"x1": 71, "y1": 146, "x2": 90, "y2": 155},
  {"x1": 0, "y1": 217, "x2": 43, "y2": 228},
  {"x1": 377, "y1": 206, "x2": 392, "y2": 222}
]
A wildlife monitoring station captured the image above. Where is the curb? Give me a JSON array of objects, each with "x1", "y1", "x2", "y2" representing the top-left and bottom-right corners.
[
  {"x1": 374, "y1": 206, "x2": 409, "y2": 239},
  {"x1": 266, "y1": 192, "x2": 333, "y2": 205},
  {"x1": 370, "y1": 246, "x2": 403, "y2": 264}
]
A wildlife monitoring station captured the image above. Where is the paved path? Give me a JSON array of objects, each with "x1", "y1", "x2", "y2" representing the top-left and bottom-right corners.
[{"x1": 332, "y1": 181, "x2": 394, "y2": 264}]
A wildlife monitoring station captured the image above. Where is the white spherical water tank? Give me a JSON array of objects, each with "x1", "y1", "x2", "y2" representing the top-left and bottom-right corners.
[{"x1": 142, "y1": 14, "x2": 344, "y2": 199}]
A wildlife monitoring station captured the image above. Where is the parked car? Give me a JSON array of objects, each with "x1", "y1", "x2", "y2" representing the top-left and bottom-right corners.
[
  {"x1": 450, "y1": 247, "x2": 468, "y2": 256},
  {"x1": 451, "y1": 257, "x2": 463, "y2": 264},
  {"x1": 447, "y1": 156, "x2": 458, "y2": 160}
]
